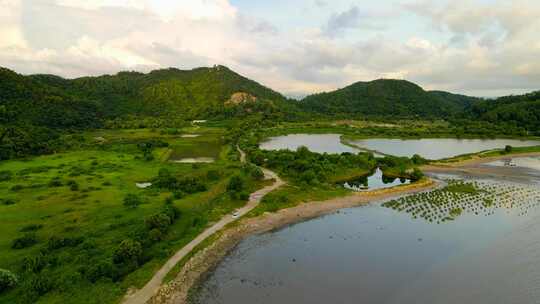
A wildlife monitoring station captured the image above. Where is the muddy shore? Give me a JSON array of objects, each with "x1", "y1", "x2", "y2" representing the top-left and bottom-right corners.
[{"x1": 149, "y1": 178, "x2": 438, "y2": 304}]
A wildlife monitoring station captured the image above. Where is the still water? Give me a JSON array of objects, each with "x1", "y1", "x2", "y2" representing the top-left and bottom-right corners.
[
  {"x1": 341, "y1": 168, "x2": 410, "y2": 191},
  {"x1": 259, "y1": 134, "x2": 358, "y2": 154},
  {"x1": 350, "y1": 138, "x2": 540, "y2": 159},
  {"x1": 193, "y1": 163, "x2": 540, "y2": 304},
  {"x1": 260, "y1": 134, "x2": 540, "y2": 159}
]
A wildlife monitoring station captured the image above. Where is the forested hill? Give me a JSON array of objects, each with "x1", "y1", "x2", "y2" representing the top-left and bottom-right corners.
[
  {"x1": 28, "y1": 65, "x2": 287, "y2": 119},
  {"x1": 297, "y1": 78, "x2": 539, "y2": 133},
  {"x1": 298, "y1": 79, "x2": 480, "y2": 118},
  {"x1": 0, "y1": 65, "x2": 290, "y2": 159}
]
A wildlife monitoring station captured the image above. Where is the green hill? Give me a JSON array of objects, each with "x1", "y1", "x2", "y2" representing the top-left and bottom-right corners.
[
  {"x1": 298, "y1": 79, "x2": 479, "y2": 118},
  {"x1": 0, "y1": 66, "x2": 288, "y2": 159},
  {"x1": 27, "y1": 65, "x2": 286, "y2": 119}
]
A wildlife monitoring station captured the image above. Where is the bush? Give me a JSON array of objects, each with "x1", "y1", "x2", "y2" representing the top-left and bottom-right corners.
[
  {"x1": 27, "y1": 273, "x2": 54, "y2": 296},
  {"x1": 148, "y1": 228, "x2": 163, "y2": 242},
  {"x1": 22, "y1": 254, "x2": 47, "y2": 273},
  {"x1": 113, "y1": 239, "x2": 143, "y2": 265},
  {"x1": 505, "y1": 145, "x2": 513, "y2": 153},
  {"x1": 46, "y1": 236, "x2": 83, "y2": 250},
  {"x1": 250, "y1": 166, "x2": 265, "y2": 181},
  {"x1": 145, "y1": 214, "x2": 172, "y2": 233},
  {"x1": 123, "y1": 194, "x2": 142, "y2": 209},
  {"x1": 19, "y1": 224, "x2": 43, "y2": 232},
  {"x1": 206, "y1": 170, "x2": 221, "y2": 181},
  {"x1": 1, "y1": 198, "x2": 16, "y2": 205},
  {"x1": 239, "y1": 192, "x2": 250, "y2": 201},
  {"x1": 162, "y1": 204, "x2": 180, "y2": 220},
  {"x1": 85, "y1": 261, "x2": 116, "y2": 283},
  {"x1": 0, "y1": 170, "x2": 12, "y2": 182},
  {"x1": 11, "y1": 233, "x2": 38, "y2": 249},
  {"x1": 0, "y1": 269, "x2": 18, "y2": 293},
  {"x1": 47, "y1": 178, "x2": 63, "y2": 187},
  {"x1": 411, "y1": 168, "x2": 424, "y2": 181},
  {"x1": 227, "y1": 175, "x2": 245, "y2": 192},
  {"x1": 66, "y1": 180, "x2": 79, "y2": 191},
  {"x1": 10, "y1": 184, "x2": 24, "y2": 192},
  {"x1": 173, "y1": 190, "x2": 185, "y2": 199}
]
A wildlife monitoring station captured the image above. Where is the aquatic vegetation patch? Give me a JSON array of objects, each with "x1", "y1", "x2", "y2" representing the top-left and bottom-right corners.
[{"x1": 383, "y1": 179, "x2": 540, "y2": 223}]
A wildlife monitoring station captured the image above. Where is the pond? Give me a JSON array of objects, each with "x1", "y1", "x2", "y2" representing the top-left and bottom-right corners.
[
  {"x1": 341, "y1": 168, "x2": 410, "y2": 191},
  {"x1": 349, "y1": 138, "x2": 540, "y2": 160},
  {"x1": 192, "y1": 171, "x2": 540, "y2": 304},
  {"x1": 259, "y1": 134, "x2": 359, "y2": 154}
]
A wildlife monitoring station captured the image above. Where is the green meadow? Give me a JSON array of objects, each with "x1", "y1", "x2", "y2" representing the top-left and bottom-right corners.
[{"x1": 0, "y1": 127, "x2": 263, "y2": 304}]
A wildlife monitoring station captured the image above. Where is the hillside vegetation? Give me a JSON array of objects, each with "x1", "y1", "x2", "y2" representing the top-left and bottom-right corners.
[{"x1": 2, "y1": 65, "x2": 540, "y2": 160}]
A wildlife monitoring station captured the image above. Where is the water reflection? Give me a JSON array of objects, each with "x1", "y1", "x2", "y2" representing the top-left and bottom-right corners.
[
  {"x1": 348, "y1": 138, "x2": 540, "y2": 160},
  {"x1": 342, "y1": 168, "x2": 410, "y2": 191},
  {"x1": 259, "y1": 134, "x2": 358, "y2": 154}
]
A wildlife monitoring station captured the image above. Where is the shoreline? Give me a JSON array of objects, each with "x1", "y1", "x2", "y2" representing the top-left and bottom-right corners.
[
  {"x1": 423, "y1": 152, "x2": 540, "y2": 171},
  {"x1": 149, "y1": 178, "x2": 438, "y2": 304}
]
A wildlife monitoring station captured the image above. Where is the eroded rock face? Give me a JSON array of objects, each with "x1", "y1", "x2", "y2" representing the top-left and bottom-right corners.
[{"x1": 225, "y1": 92, "x2": 257, "y2": 105}]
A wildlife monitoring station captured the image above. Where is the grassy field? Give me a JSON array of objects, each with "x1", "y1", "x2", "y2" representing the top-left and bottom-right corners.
[{"x1": 0, "y1": 127, "x2": 263, "y2": 304}]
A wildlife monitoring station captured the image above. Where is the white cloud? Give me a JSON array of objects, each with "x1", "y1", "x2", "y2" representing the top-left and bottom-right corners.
[{"x1": 0, "y1": 0, "x2": 539, "y2": 97}]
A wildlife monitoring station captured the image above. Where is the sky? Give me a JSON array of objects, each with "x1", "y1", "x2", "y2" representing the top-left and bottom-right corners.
[{"x1": 1, "y1": 0, "x2": 540, "y2": 98}]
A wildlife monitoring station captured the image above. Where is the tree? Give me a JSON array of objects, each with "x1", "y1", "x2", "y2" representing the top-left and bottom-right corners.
[
  {"x1": 113, "y1": 239, "x2": 143, "y2": 265},
  {"x1": 411, "y1": 168, "x2": 424, "y2": 181}
]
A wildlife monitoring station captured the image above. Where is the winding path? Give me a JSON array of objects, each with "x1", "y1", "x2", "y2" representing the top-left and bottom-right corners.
[{"x1": 122, "y1": 147, "x2": 284, "y2": 304}]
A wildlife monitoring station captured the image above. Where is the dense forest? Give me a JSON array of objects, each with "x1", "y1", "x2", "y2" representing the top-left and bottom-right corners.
[
  {"x1": 1, "y1": 65, "x2": 540, "y2": 160},
  {"x1": 299, "y1": 79, "x2": 540, "y2": 134}
]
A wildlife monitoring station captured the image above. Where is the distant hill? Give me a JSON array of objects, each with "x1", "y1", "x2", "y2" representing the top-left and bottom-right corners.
[{"x1": 298, "y1": 79, "x2": 480, "y2": 118}]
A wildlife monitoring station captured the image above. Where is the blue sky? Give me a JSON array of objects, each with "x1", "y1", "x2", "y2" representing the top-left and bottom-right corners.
[{"x1": 1, "y1": 0, "x2": 539, "y2": 97}]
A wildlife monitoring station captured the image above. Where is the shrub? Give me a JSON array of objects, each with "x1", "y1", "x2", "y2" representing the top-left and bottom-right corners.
[
  {"x1": 22, "y1": 254, "x2": 47, "y2": 273},
  {"x1": 411, "y1": 168, "x2": 424, "y2": 181},
  {"x1": 113, "y1": 239, "x2": 143, "y2": 265},
  {"x1": 0, "y1": 269, "x2": 18, "y2": 293},
  {"x1": 250, "y1": 166, "x2": 265, "y2": 181},
  {"x1": 239, "y1": 192, "x2": 250, "y2": 201},
  {"x1": 85, "y1": 261, "x2": 116, "y2": 283},
  {"x1": 11, "y1": 233, "x2": 38, "y2": 249},
  {"x1": 173, "y1": 190, "x2": 185, "y2": 199},
  {"x1": 0, "y1": 170, "x2": 12, "y2": 182},
  {"x1": 47, "y1": 178, "x2": 63, "y2": 187},
  {"x1": 20, "y1": 224, "x2": 43, "y2": 232},
  {"x1": 46, "y1": 236, "x2": 83, "y2": 250},
  {"x1": 162, "y1": 204, "x2": 180, "y2": 220},
  {"x1": 148, "y1": 228, "x2": 163, "y2": 242},
  {"x1": 164, "y1": 196, "x2": 174, "y2": 205},
  {"x1": 1, "y1": 198, "x2": 16, "y2": 205},
  {"x1": 27, "y1": 273, "x2": 54, "y2": 296},
  {"x1": 227, "y1": 175, "x2": 244, "y2": 192},
  {"x1": 66, "y1": 180, "x2": 79, "y2": 191},
  {"x1": 123, "y1": 194, "x2": 142, "y2": 209},
  {"x1": 145, "y1": 214, "x2": 171, "y2": 233},
  {"x1": 206, "y1": 170, "x2": 221, "y2": 181},
  {"x1": 10, "y1": 184, "x2": 24, "y2": 192},
  {"x1": 505, "y1": 145, "x2": 513, "y2": 153}
]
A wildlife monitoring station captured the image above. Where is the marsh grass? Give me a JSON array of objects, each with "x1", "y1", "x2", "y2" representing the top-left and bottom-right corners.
[{"x1": 383, "y1": 179, "x2": 540, "y2": 222}]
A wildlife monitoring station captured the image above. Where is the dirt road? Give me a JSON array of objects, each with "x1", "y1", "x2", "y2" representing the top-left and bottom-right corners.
[{"x1": 122, "y1": 148, "x2": 284, "y2": 304}]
